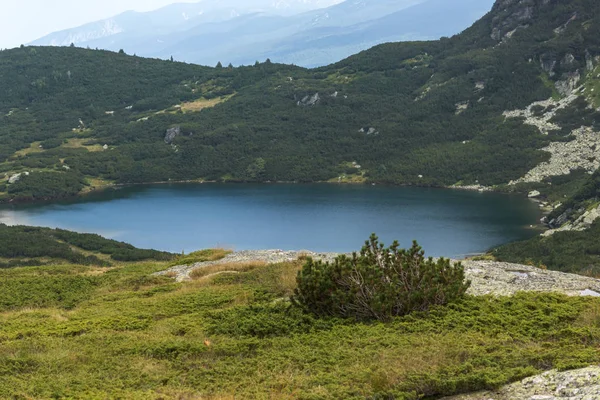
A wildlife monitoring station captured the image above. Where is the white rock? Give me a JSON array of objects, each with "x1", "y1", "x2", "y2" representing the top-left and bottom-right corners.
[{"x1": 8, "y1": 173, "x2": 22, "y2": 184}]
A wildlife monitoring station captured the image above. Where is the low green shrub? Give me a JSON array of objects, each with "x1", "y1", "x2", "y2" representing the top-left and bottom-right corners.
[{"x1": 293, "y1": 234, "x2": 470, "y2": 321}]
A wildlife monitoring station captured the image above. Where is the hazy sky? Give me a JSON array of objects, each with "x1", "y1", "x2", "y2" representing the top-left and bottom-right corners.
[{"x1": 0, "y1": 0, "x2": 198, "y2": 49}]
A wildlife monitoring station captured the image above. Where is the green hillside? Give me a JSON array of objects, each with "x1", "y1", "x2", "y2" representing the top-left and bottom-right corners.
[
  {"x1": 1, "y1": 0, "x2": 600, "y2": 273},
  {"x1": 0, "y1": 224, "x2": 174, "y2": 267},
  {"x1": 1, "y1": 0, "x2": 599, "y2": 203}
]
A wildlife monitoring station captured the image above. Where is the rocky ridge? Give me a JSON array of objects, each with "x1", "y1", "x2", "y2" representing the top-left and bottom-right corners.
[
  {"x1": 543, "y1": 203, "x2": 600, "y2": 236},
  {"x1": 442, "y1": 366, "x2": 600, "y2": 400},
  {"x1": 155, "y1": 250, "x2": 600, "y2": 298}
]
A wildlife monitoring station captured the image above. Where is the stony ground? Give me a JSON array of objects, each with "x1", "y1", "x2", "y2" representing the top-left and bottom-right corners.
[
  {"x1": 155, "y1": 250, "x2": 343, "y2": 282},
  {"x1": 461, "y1": 259, "x2": 600, "y2": 297},
  {"x1": 156, "y1": 250, "x2": 600, "y2": 298},
  {"x1": 442, "y1": 366, "x2": 600, "y2": 400}
]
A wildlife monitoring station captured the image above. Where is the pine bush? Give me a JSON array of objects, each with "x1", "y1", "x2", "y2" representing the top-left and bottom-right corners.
[{"x1": 292, "y1": 234, "x2": 470, "y2": 321}]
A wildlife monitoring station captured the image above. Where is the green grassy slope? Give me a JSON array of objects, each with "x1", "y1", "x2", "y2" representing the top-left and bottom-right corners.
[
  {"x1": 0, "y1": 224, "x2": 174, "y2": 267},
  {"x1": 1, "y1": 252, "x2": 600, "y2": 399},
  {"x1": 1, "y1": 0, "x2": 599, "y2": 202}
]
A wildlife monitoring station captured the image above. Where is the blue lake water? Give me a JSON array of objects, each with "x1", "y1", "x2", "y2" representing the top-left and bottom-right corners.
[{"x1": 0, "y1": 183, "x2": 542, "y2": 257}]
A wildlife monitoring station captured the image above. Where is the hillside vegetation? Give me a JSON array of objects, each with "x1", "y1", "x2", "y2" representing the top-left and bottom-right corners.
[
  {"x1": 2, "y1": 244, "x2": 600, "y2": 399},
  {"x1": 0, "y1": 224, "x2": 175, "y2": 267},
  {"x1": 1, "y1": 0, "x2": 600, "y2": 204}
]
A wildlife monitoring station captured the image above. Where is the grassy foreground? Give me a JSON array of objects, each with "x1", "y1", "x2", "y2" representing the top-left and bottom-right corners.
[{"x1": 1, "y1": 253, "x2": 600, "y2": 399}]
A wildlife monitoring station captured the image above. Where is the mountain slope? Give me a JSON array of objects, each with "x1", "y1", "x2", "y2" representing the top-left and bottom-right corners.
[
  {"x1": 2, "y1": 0, "x2": 600, "y2": 209},
  {"x1": 30, "y1": 0, "x2": 495, "y2": 67}
]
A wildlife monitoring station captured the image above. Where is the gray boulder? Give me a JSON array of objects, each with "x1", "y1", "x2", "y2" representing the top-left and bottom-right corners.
[{"x1": 164, "y1": 126, "x2": 181, "y2": 144}]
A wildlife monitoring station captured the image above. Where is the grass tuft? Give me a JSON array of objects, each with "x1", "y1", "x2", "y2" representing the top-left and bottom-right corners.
[
  {"x1": 189, "y1": 261, "x2": 267, "y2": 281},
  {"x1": 171, "y1": 249, "x2": 231, "y2": 266}
]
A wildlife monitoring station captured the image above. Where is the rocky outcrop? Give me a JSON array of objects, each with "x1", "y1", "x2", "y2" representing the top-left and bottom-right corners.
[
  {"x1": 543, "y1": 204, "x2": 600, "y2": 236},
  {"x1": 156, "y1": 251, "x2": 600, "y2": 298},
  {"x1": 297, "y1": 93, "x2": 320, "y2": 106},
  {"x1": 554, "y1": 12, "x2": 578, "y2": 35},
  {"x1": 540, "y1": 56, "x2": 557, "y2": 77},
  {"x1": 7, "y1": 172, "x2": 29, "y2": 184},
  {"x1": 510, "y1": 126, "x2": 600, "y2": 184},
  {"x1": 358, "y1": 127, "x2": 378, "y2": 135},
  {"x1": 155, "y1": 250, "x2": 341, "y2": 282},
  {"x1": 585, "y1": 50, "x2": 596, "y2": 71},
  {"x1": 442, "y1": 366, "x2": 600, "y2": 400},
  {"x1": 555, "y1": 70, "x2": 581, "y2": 96},
  {"x1": 462, "y1": 260, "x2": 600, "y2": 297},
  {"x1": 455, "y1": 101, "x2": 470, "y2": 115},
  {"x1": 490, "y1": 0, "x2": 535, "y2": 41},
  {"x1": 503, "y1": 94, "x2": 577, "y2": 135},
  {"x1": 164, "y1": 126, "x2": 181, "y2": 144}
]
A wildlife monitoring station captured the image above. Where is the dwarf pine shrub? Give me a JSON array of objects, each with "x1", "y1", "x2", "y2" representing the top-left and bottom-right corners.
[{"x1": 292, "y1": 234, "x2": 470, "y2": 321}]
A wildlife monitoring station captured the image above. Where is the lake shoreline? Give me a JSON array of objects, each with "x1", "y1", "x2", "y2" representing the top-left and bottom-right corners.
[
  {"x1": 0, "y1": 182, "x2": 544, "y2": 257},
  {"x1": 1, "y1": 177, "x2": 507, "y2": 207}
]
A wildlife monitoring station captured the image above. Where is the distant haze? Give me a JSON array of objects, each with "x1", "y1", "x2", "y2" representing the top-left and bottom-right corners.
[
  {"x1": 0, "y1": 0, "x2": 341, "y2": 49},
  {"x1": 27, "y1": 0, "x2": 495, "y2": 68}
]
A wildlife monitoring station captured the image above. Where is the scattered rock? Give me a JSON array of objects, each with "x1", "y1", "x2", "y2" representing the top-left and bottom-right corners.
[
  {"x1": 503, "y1": 94, "x2": 578, "y2": 135},
  {"x1": 450, "y1": 184, "x2": 491, "y2": 192},
  {"x1": 103, "y1": 144, "x2": 109, "y2": 150},
  {"x1": 510, "y1": 126, "x2": 600, "y2": 185}
]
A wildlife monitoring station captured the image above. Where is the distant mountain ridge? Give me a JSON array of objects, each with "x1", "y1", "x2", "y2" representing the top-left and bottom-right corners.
[
  {"x1": 29, "y1": 1, "x2": 345, "y2": 48},
  {"x1": 30, "y1": 0, "x2": 495, "y2": 67}
]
